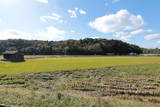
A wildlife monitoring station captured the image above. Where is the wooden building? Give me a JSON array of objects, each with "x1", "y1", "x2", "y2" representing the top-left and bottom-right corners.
[{"x1": 3, "y1": 51, "x2": 24, "y2": 62}]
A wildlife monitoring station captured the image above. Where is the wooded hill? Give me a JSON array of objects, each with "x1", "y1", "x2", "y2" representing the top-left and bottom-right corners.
[{"x1": 0, "y1": 38, "x2": 142, "y2": 55}]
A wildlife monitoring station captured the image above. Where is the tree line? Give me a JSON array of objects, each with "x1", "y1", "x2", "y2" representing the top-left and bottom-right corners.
[
  {"x1": 142, "y1": 48, "x2": 160, "y2": 54},
  {"x1": 0, "y1": 38, "x2": 142, "y2": 55}
]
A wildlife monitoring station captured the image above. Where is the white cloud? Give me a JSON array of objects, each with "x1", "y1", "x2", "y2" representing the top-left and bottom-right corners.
[
  {"x1": 114, "y1": 32, "x2": 132, "y2": 41},
  {"x1": 0, "y1": 27, "x2": 65, "y2": 41},
  {"x1": 89, "y1": 9, "x2": 144, "y2": 33},
  {"x1": 35, "y1": 26, "x2": 65, "y2": 41},
  {"x1": 0, "y1": 29, "x2": 32, "y2": 40},
  {"x1": 70, "y1": 30, "x2": 75, "y2": 33},
  {"x1": 79, "y1": 9, "x2": 87, "y2": 15},
  {"x1": 35, "y1": 0, "x2": 48, "y2": 4},
  {"x1": 144, "y1": 34, "x2": 160, "y2": 40},
  {"x1": 40, "y1": 13, "x2": 64, "y2": 23},
  {"x1": 89, "y1": 9, "x2": 158, "y2": 42},
  {"x1": 155, "y1": 41, "x2": 160, "y2": 48},
  {"x1": 156, "y1": 41, "x2": 160, "y2": 44},
  {"x1": 131, "y1": 29, "x2": 153, "y2": 35},
  {"x1": 114, "y1": 29, "x2": 152, "y2": 41},
  {"x1": 91, "y1": 36, "x2": 101, "y2": 39},
  {"x1": 68, "y1": 8, "x2": 87, "y2": 18},
  {"x1": 68, "y1": 9, "x2": 77, "y2": 18}
]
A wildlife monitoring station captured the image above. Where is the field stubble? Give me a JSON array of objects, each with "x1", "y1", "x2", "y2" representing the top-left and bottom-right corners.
[{"x1": 0, "y1": 61, "x2": 160, "y2": 106}]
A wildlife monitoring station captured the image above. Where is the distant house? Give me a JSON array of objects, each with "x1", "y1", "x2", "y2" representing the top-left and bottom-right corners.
[
  {"x1": 3, "y1": 51, "x2": 24, "y2": 62},
  {"x1": 129, "y1": 52, "x2": 138, "y2": 56}
]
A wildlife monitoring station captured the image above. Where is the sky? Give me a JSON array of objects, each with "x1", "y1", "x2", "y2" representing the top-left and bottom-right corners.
[{"x1": 0, "y1": 0, "x2": 160, "y2": 48}]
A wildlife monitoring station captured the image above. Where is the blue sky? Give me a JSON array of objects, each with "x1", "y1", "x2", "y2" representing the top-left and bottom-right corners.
[{"x1": 0, "y1": 0, "x2": 160, "y2": 48}]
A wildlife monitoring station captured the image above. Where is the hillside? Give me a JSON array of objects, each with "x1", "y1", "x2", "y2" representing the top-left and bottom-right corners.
[{"x1": 0, "y1": 38, "x2": 142, "y2": 55}]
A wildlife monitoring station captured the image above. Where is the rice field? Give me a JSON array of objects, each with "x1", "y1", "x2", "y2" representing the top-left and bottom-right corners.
[
  {"x1": 1, "y1": 56, "x2": 160, "y2": 106},
  {"x1": 0, "y1": 56, "x2": 160, "y2": 74},
  {"x1": 0, "y1": 63, "x2": 160, "y2": 107}
]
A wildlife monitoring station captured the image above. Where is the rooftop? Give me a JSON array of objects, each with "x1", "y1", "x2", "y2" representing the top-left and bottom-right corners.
[{"x1": 3, "y1": 51, "x2": 18, "y2": 55}]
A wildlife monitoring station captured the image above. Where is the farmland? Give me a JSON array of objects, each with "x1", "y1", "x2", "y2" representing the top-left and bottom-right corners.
[
  {"x1": 0, "y1": 56, "x2": 160, "y2": 106},
  {"x1": 0, "y1": 56, "x2": 160, "y2": 74}
]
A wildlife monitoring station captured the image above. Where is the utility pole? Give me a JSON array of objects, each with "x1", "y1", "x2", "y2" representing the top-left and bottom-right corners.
[{"x1": 64, "y1": 47, "x2": 68, "y2": 56}]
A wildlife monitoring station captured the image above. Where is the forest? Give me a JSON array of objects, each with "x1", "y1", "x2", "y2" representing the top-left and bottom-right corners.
[{"x1": 0, "y1": 38, "x2": 143, "y2": 55}]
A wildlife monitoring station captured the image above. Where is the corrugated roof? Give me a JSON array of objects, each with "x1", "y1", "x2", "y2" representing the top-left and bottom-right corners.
[{"x1": 3, "y1": 51, "x2": 18, "y2": 55}]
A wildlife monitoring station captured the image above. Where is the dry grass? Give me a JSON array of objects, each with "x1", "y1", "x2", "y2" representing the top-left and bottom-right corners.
[{"x1": 0, "y1": 63, "x2": 160, "y2": 106}]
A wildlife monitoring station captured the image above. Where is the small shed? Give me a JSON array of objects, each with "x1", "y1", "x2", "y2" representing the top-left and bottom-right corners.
[{"x1": 3, "y1": 51, "x2": 24, "y2": 62}]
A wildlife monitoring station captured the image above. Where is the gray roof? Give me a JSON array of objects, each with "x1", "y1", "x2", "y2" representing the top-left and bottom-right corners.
[{"x1": 3, "y1": 51, "x2": 18, "y2": 55}]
